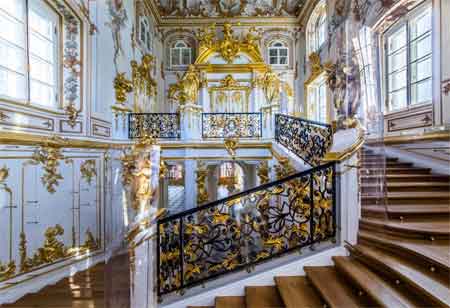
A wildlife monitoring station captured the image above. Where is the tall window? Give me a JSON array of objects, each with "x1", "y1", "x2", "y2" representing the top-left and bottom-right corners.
[
  {"x1": 307, "y1": 73, "x2": 327, "y2": 123},
  {"x1": 385, "y1": 3, "x2": 432, "y2": 112},
  {"x1": 138, "y1": 16, "x2": 152, "y2": 53},
  {"x1": 268, "y1": 41, "x2": 288, "y2": 66},
  {"x1": 0, "y1": 0, "x2": 60, "y2": 109},
  {"x1": 170, "y1": 40, "x2": 191, "y2": 68},
  {"x1": 306, "y1": 0, "x2": 327, "y2": 55}
]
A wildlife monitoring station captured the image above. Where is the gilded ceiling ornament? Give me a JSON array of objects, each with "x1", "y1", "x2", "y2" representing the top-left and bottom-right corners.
[
  {"x1": 31, "y1": 145, "x2": 64, "y2": 194},
  {"x1": 80, "y1": 160, "x2": 97, "y2": 184},
  {"x1": 196, "y1": 162, "x2": 209, "y2": 205},
  {"x1": 64, "y1": 102, "x2": 80, "y2": 128}
]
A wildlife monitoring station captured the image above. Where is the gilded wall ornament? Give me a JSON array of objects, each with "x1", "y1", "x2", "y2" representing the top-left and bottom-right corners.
[
  {"x1": 274, "y1": 157, "x2": 296, "y2": 179},
  {"x1": 224, "y1": 138, "x2": 239, "y2": 157},
  {"x1": 262, "y1": 68, "x2": 282, "y2": 104},
  {"x1": 0, "y1": 260, "x2": 15, "y2": 282},
  {"x1": 19, "y1": 232, "x2": 32, "y2": 273},
  {"x1": 131, "y1": 54, "x2": 158, "y2": 112},
  {"x1": 83, "y1": 228, "x2": 99, "y2": 251},
  {"x1": 31, "y1": 145, "x2": 64, "y2": 194},
  {"x1": 64, "y1": 102, "x2": 80, "y2": 128},
  {"x1": 0, "y1": 165, "x2": 9, "y2": 182},
  {"x1": 32, "y1": 224, "x2": 67, "y2": 265},
  {"x1": 80, "y1": 160, "x2": 97, "y2": 184}
]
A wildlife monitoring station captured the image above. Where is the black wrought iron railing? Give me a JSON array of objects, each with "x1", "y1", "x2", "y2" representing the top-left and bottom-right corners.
[
  {"x1": 202, "y1": 112, "x2": 262, "y2": 138},
  {"x1": 128, "y1": 113, "x2": 180, "y2": 139},
  {"x1": 275, "y1": 114, "x2": 333, "y2": 166},
  {"x1": 157, "y1": 162, "x2": 337, "y2": 296}
]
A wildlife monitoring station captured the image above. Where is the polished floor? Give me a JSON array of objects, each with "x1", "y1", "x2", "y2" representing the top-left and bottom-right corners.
[{"x1": 1, "y1": 255, "x2": 130, "y2": 308}]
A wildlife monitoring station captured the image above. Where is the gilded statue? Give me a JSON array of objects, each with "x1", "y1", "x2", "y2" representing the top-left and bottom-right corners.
[
  {"x1": 196, "y1": 163, "x2": 209, "y2": 205},
  {"x1": 262, "y1": 68, "x2": 281, "y2": 104},
  {"x1": 219, "y1": 22, "x2": 240, "y2": 63},
  {"x1": 197, "y1": 23, "x2": 216, "y2": 50},
  {"x1": 113, "y1": 72, "x2": 133, "y2": 104},
  {"x1": 243, "y1": 27, "x2": 261, "y2": 53},
  {"x1": 169, "y1": 65, "x2": 200, "y2": 105},
  {"x1": 257, "y1": 161, "x2": 270, "y2": 184}
]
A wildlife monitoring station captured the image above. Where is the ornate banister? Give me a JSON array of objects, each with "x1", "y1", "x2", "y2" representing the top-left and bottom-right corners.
[
  {"x1": 157, "y1": 162, "x2": 337, "y2": 297},
  {"x1": 202, "y1": 112, "x2": 262, "y2": 138},
  {"x1": 275, "y1": 114, "x2": 333, "y2": 166},
  {"x1": 128, "y1": 113, "x2": 180, "y2": 139}
]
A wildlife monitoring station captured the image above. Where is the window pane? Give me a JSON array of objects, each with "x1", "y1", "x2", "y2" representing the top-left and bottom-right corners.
[
  {"x1": 411, "y1": 79, "x2": 432, "y2": 105},
  {"x1": 388, "y1": 49, "x2": 406, "y2": 72},
  {"x1": 30, "y1": 56, "x2": 54, "y2": 85},
  {"x1": 181, "y1": 48, "x2": 190, "y2": 65},
  {"x1": 388, "y1": 89, "x2": 407, "y2": 110},
  {"x1": 30, "y1": 80, "x2": 55, "y2": 106},
  {"x1": 0, "y1": 40, "x2": 26, "y2": 73},
  {"x1": 29, "y1": 32, "x2": 54, "y2": 63},
  {"x1": 171, "y1": 49, "x2": 179, "y2": 66},
  {"x1": 29, "y1": 10, "x2": 54, "y2": 40},
  {"x1": 410, "y1": 9, "x2": 431, "y2": 40},
  {"x1": 279, "y1": 56, "x2": 287, "y2": 65},
  {"x1": 0, "y1": 67, "x2": 26, "y2": 100},
  {"x1": 388, "y1": 69, "x2": 407, "y2": 91},
  {"x1": 269, "y1": 49, "x2": 277, "y2": 57},
  {"x1": 280, "y1": 48, "x2": 288, "y2": 57},
  {"x1": 388, "y1": 26, "x2": 407, "y2": 53},
  {"x1": 269, "y1": 57, "x2": 277, "y2": 64},
  {"x1": 410, "y1": 34, "x2": 431, "y2": 61},
  {"x1": 411, "y1": 56, "x2": 432, "y2": 83},
  {"x1": 0, "y1": 0, "x2": 25, "y2": 21},
  {"x1": 0, "y1": 11, "x2": 26, "y2": 47}
]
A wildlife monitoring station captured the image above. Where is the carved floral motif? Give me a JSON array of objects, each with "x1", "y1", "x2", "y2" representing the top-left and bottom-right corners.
[
  {"x1": 80, "y1": 160, "x2": 97, "y2": 184},
  {"x1": 31, "y1": 146, "x2": 64, "y2": 194}
]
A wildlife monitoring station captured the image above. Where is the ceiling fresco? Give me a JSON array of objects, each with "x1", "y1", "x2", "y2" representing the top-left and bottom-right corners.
[{"x1": 155, "y1": 0, "x2": 308, "y2": 18}]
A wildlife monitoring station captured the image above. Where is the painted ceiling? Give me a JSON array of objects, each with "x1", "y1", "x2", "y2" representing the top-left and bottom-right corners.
[{"x1": 155, "y1": 0, "x2": 308, "y2": 18}]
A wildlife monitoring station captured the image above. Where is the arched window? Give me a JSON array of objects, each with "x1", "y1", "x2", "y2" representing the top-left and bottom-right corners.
[
  {"x1": 0, "y1": 0, "x2": 60, "y2": 108},
  {"x1": 170, "y1": 40, "x2": 191, "y2": 68},
  {"x1": 268, "y1": 41, "x2": 288, "y2": 66},
  {"x1": 138, "y1": 16, "x2": 152, "y2": 53},
  {"x1": 306, "y1": 0, "x2": 327, "y2": 55}
]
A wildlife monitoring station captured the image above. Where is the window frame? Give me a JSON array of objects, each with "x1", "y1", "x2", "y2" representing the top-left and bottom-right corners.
[
  {"x1": 268, "y1": 40, "x2": 289, "y2": 66},
  {"x1": 306, "y1": 72, "x2": 328, "y2": 123},
  {"x1": 382, "y1": 1, "x2": 432, "y2": 113},
  {"x1": 170, "y1": 40, "x2": 192, "y2": 69},
  {"x1": 0, "y1": 0, "x2": 62, "y2": 111},
  {"x1": 306, "y1": 0, "x2": 327, "y2": 56}
]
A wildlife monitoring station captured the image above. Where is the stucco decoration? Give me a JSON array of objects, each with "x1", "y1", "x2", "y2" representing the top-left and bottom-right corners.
[
  {"x1": 156, "y1": 0, "x2": 307, "y2": 18},
  {"x1": 106, "y1": 0, "x2": 128, "y2": 70},
  {"x1": 50, "y1": 0, "x2": 82, "y2": 113}
]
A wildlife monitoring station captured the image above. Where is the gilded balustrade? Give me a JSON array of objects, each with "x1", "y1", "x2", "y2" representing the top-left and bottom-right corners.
[{"x1": 157, "y1": 162, "x2": 336, "y2": 297}]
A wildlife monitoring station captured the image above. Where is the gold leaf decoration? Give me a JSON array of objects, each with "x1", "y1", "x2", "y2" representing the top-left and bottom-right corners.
[
  {"x1": 31, "y1": 145, "x2": 64, "y2": 194},
  {"x1": 80, "y1": 160, "x2": 97, "y2": 184}
]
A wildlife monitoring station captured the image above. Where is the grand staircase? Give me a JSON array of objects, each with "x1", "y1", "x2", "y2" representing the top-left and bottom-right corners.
[{"x1": 189, "y1": 148, "x2": 450, "y2": 308}]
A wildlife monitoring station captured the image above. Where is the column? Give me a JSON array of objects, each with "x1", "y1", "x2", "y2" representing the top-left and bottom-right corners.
[{"x1": 184, "y1": 159, "x2": 197, "y2": 209}]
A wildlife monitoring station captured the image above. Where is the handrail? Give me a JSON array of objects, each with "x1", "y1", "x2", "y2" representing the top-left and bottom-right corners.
[
  {"x1": 275, "y1": 114, "x2": 333, "y2": 166},
  {"x1": 202, "y1": 112, "x2": 262, "y2": 138},
  {"x1": 157, "y1": 161, "x2": 337, "y2": 297},
  {"x1": 128, "y1": 113, "x2": 180, "y2": 139}
]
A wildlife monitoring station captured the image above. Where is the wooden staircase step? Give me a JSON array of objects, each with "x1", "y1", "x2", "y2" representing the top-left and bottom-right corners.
[
  {"x1": 351, "y1": 244, "x2": 450, "y2": 307},
  {"x1": 304, "y1": 266, "x2": 366, "y2": 308},
  {"x1": 274, "y1": 276, "x2": 324, "y2": 308},
  {"x1": 215, "y1": 296, "x2": 245, "y2": 308},
  {"x1": 188, "y1": 306, "x2": 214, "y2": 308},
  {"x1": 357, "y1": 230, "x2": 450, "y2": 270},
  {"x1": 362, "y1": 204, "x2": 450, "y2": 218},
  {"x1": 245, "y1": 286, "x2": 285, "y2": 308},
  {"x1": 361, "y1": 174, "x2": 450, "y2": 182},
  {"x1": 362, "y1": 162, "x2": 413, "y2": 168},
  {"x1": 362, "y1": 192, "x2": 450, "y2": 205},
  {"x1": 332, "y1": 256, "x2": 419, "y2": 308},
  {"x1": 363, "y1": 167, "x2": 431, "y2": 174},
  {"x1": 360, "y1": 218, "x2": 450, "y2": 239},
  {"x1": 361, "y1": 182, "x2": 450, "y2": 192}
]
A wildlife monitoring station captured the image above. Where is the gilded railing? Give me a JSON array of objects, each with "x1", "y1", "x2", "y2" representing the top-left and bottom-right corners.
[
  {"x1": 157, "y1": 162, "x2": 336, "y2": 297},
  {"x1": 275, "y1": 114, "x2": 333, "y2": 166},
  {"x1": 128, "y1": 113, "x2": 180, "y2": 139},
  {"x1": 202, "y1": 113, "x2": 262, "y2": 138}
]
